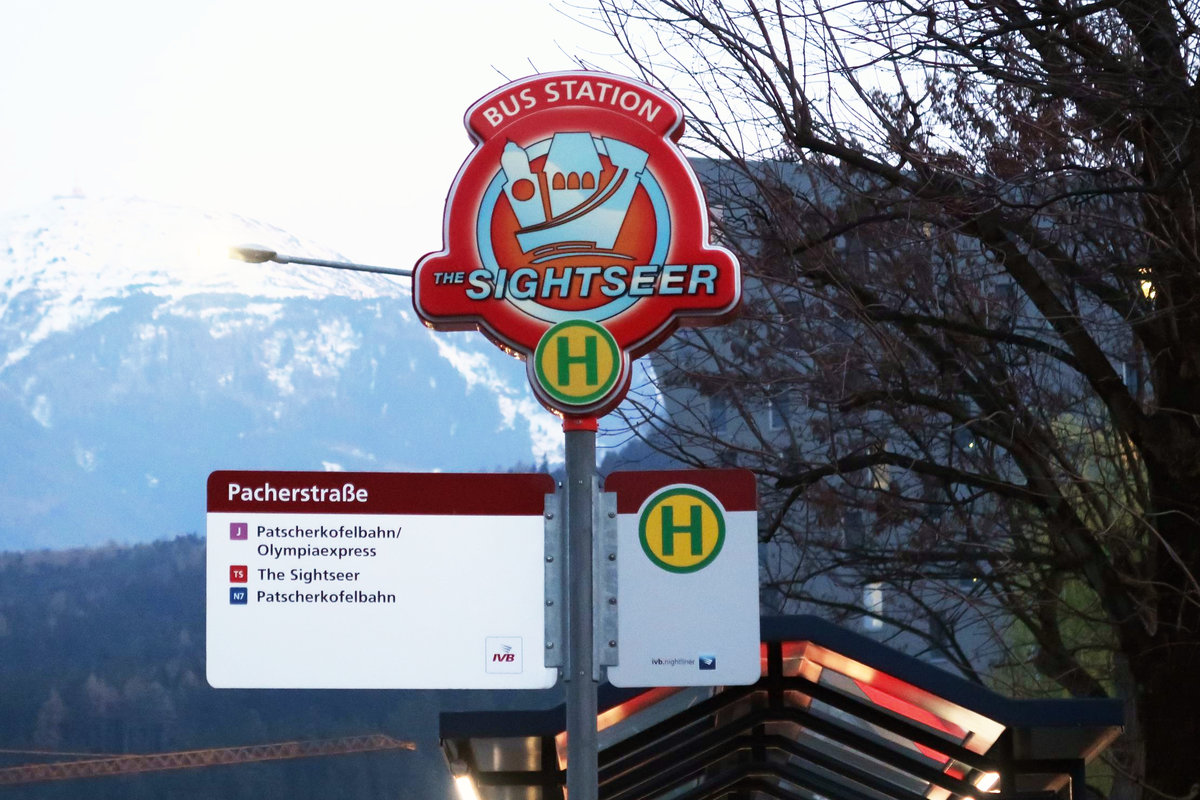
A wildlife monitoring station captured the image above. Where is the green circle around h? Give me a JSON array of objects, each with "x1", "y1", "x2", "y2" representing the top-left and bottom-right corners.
[
  {"x1": 533, "y1": 320, "x2": 621, "y2": 407},
  {"x1": 638, "y1": 487, "x2": 726, "y2": 573}
]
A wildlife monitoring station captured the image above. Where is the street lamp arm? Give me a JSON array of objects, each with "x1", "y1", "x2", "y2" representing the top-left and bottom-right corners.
[{"x1": 228, "y1": 245, "x2": 412, "y2": 278}]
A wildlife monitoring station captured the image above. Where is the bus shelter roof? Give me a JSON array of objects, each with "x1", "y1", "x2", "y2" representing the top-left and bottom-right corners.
[{"x1": 440, "y1": 615, "x2": 1123, "y2": 800}]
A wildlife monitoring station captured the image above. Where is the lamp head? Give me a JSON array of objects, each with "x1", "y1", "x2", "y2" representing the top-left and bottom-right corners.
[{"x1": 229, "y1": 245, "x2": 278, "y2": 264}]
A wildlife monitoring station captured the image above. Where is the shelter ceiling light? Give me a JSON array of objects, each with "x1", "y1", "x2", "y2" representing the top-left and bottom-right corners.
[
  {"x1": 453, "y1": 772, "x2": 482, "y2": 800},
  {"x1": 975, "y1": 771, "x2": 1001, "y2": 792},
  {"x1": 449, "y1": 759, "x2": 481, "y2": 800}
]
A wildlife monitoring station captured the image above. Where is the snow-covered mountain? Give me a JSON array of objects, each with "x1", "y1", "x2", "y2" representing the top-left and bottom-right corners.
[{"x1": 0, "y1": 196, "x2": 567, "y2": 550}]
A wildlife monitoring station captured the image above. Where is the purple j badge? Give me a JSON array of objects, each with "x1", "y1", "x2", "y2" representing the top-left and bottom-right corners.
[{"x1": 230, "y1": 522, "x2": 248, "y2": 540}]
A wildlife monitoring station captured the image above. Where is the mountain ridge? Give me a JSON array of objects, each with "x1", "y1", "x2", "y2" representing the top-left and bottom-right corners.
[{"x1": 1, "y1": 196, "x2": 563, "y2": 551}]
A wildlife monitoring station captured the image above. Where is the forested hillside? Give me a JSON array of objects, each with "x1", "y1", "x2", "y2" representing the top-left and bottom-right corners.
[{"x1": 0, "y1": 536, "x2": 448, "y2": 798}]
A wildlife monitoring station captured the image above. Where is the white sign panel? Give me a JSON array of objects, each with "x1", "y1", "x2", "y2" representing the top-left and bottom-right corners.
[
  {"x1": 206, "y1": 471, "x2": 557, "y2": 690},
  {"x1": 606, "y1": 470, "x2": 761, "y2": 687}
]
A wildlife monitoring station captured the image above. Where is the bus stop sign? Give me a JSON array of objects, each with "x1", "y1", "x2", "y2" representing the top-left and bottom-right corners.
[{"x1": 413, "y1": 71, "x2": 740, "y2": 419}]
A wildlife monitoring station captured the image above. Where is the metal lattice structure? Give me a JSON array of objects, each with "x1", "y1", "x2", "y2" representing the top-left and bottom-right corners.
[{"x1": 0, "y1": 734, "x2": 415, "y2": 786}]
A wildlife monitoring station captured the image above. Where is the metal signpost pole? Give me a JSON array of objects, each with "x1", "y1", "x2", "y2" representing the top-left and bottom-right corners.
[
  {"x1": 564, "y1": 420, "x2": 598, "y2": 800},
  {"x1": 410, "y1": 71, "x2": 743, "y2": 800}
]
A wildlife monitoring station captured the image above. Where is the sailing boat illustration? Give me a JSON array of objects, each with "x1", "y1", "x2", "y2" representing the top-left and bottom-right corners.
[{"x1": 500, "y1": 133, "x2": 649, "y2": 261}]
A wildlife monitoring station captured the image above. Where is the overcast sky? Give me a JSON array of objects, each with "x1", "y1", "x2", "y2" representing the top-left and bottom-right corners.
[{"x1": 1, "y1": 0, "x2": 621, "y2": 268}]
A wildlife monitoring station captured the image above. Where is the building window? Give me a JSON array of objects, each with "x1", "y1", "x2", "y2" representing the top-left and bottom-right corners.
[
  {"x1": 928, "y1": 614, "x2": 955, "y2": 661},
  {"x1": 768, "y1": 389, "x2": 790, "y2": 430},
  {"x1": 1122, "y1": 360, "x2": 1143, "y2": 396},
  {"x1": 953, "y1": 427, "x2": 976, "y2": 452},
  {"x1": 989, "y1": 281, "x2": 1018, "y2": 330},
  {"x1": 844, "y1": 510, "x2": 865, "y2": 550},
  {"x1": 867, "y1": 442, "x2": 890, "y2": 492},
  {"x1": 870, "y1": 461, "x2": 890, "y2": 492},
  {"x1": 708, "y1": 204, "x2": 730, "y2": 246},
  {"x1": 862, "y1": 583, "x2": 885, "y2": 631},
  {"x1": 838, "y1": 231, "x2": 870, "y2": 270},
  {"x1": 773, "y1": 298, "x2": 806, "y2": 349},
  {"x1": 708, "y1": 392, "x2": 730, "y2": 434},
  {"x1": 921, "y1": 474, "x2": 945, "y2": 522}
]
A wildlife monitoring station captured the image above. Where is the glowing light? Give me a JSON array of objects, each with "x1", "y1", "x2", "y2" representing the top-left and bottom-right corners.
[
  {"x1": 975, "y1": 771, "x2": 1001, "y2": 792},
  {"x1": 454, "y1": 775, "x2": 482, "y2": 800},
  {"x1": 1139, "y1": 268, "x2": 1156, "y2": 299}
]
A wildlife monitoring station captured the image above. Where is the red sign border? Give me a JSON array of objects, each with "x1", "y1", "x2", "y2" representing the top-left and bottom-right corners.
[
  {"x1": 412, "y1": 71, "x2": 742, "y2": 419},
  {"x1": 605, "y1": 468, "x2": 758, "y2": 514}
]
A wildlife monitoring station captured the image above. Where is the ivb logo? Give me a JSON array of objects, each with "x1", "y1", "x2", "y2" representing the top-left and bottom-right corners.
[
  {"x1": 485, "y1": 637, "x2": 523, "y2": 674},
  {"x1": 638, "y1": 486, "x2": 726, "y2": 573}
]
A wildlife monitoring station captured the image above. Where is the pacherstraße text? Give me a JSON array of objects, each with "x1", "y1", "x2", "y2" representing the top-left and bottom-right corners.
[{"x1": 226, "y1": 481, "x2": 369, "y2": 504}]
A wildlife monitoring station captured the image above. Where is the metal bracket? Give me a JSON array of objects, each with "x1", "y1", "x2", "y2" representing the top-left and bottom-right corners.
[
  {"x1": 544, "y1": 489, "x2": 565, "y2": 669},
  {"x1": 594, "y1": 488, "x2": 618, "y2": 677}
]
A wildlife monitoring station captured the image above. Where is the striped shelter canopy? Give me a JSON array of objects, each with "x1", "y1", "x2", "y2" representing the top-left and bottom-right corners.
[{"x1": 440, "y1": 616, "x2": 1122, "y2": 800}]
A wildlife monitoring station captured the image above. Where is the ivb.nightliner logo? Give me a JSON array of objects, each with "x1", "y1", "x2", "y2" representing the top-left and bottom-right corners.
[{"x1": 414, "y1": 72, "x2": 741, "y2": 418}]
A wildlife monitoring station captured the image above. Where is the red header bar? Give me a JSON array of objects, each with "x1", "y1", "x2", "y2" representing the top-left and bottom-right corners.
[
  {"x1": 207, "y1": 471, "x2": 555, "y2": 516},
  {"x1": 605, "y1": 469, "x2": 757, "y2": 513},
  {"x1": 465, "y1": 72, "x2": 685, "y2": 141}
]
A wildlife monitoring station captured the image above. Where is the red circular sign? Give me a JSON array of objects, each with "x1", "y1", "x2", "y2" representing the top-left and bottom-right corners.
[{"x1": 413, "y1": 72, "x2": 740, "y2": 418}]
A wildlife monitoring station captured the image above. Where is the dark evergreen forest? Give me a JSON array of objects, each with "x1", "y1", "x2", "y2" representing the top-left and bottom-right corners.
[{"x1": 0, "y1": 535, "x2": 454, "y2": 798}]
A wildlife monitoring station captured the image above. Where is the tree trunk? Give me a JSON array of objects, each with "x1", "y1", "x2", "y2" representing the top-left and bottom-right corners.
[
  {"x1": 1130, "y1": 450, "x2": 1200, "y2": 798},
  {"x1": 1130, "y1": 640, "x2": 1200, "y2": 798}
]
